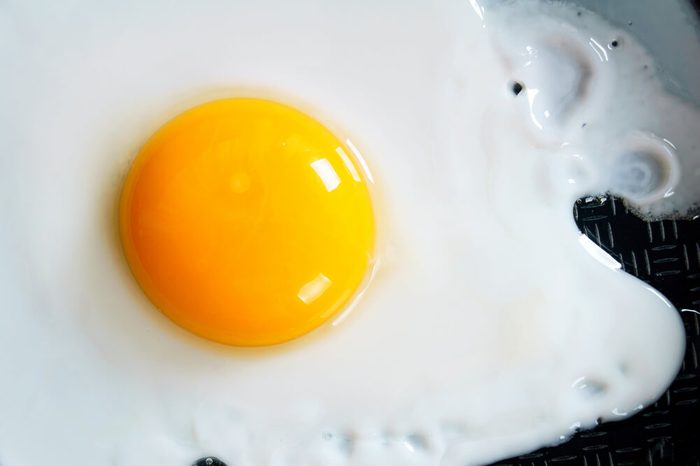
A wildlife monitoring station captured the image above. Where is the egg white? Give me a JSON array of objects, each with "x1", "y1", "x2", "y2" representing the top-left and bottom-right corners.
[{"x1": 0, "y1": 0, "x2": 696, "y2": 465}]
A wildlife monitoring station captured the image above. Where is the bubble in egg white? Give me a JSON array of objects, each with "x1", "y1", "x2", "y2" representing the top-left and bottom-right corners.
[
  {"x1": 608, "y1": 134, "x2": 680, "y2": 205},
  {"x1": 517, "y1": 43, "x2": 591, "y2": 135},
  {"x1": 612, "y1": 151, "x2": 669, "y2": 199}
]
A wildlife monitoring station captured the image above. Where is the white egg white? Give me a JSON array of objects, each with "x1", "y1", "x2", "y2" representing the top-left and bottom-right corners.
[{"x1": 0, "y1": 0, "x2": 697, "y2": 465}]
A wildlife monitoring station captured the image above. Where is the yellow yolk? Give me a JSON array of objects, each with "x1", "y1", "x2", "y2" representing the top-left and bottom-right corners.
[{"x1": 119, "y1": 98, "x2": 375, "y2": 346}]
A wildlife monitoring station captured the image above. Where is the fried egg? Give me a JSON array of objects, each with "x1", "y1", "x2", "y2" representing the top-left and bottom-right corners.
[{"x1": 0, "y1": 0, "x2": 698, "y2": 465}]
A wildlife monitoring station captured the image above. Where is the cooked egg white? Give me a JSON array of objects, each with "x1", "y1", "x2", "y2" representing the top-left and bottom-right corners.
[{"x1": 0, "y1": 0, "x2": 697, "y2": 465}]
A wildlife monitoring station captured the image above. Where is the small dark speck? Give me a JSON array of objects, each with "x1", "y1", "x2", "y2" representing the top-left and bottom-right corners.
[
  {"x1": 581, "y1": 122, "x2": 587, "y2": 128},
  {"x1": 643, "y1": 64, "x2": 649, "y2": 70},
  {"x1": 193, "y1": 457, "x2": 227, "y2": 466},
  {"x1": 628, "y1": 21, "x2": 633, "y2": 26},
  {"x1": 611, "y1": 40, "x2": 619, "y2": 48},
  {"x1": 511, "y1": 81, "x2": 524, "y2": 96},
  {"x1": 577, "y1": 11, "x2": 582, "y2": 17}
]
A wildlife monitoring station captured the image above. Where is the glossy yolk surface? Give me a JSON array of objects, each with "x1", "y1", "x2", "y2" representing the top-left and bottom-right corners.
[{"x1": 120, "y1": 98, "x2": 375, "y2": 346}]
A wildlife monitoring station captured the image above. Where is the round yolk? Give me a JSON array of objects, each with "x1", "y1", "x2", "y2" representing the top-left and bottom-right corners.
[{"x1": 120, "y1": 98, "x2": 375, "y2": 347}]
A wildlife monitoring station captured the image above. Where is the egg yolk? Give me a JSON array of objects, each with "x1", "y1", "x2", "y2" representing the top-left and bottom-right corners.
[{"x1": 120, "y1": 98, "x2": 375, "y2": 347}]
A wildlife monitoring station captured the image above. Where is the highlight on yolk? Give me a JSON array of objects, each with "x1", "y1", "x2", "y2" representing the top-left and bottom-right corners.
[{"x1": 119, "y1": 98, "x2": 375, "y2": 346}]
